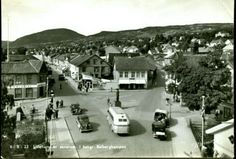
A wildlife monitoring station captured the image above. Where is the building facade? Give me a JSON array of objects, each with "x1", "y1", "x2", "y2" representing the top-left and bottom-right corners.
[
  {"x1": 1, "y1": 60, "x2": 48, "y2": 100},
  {"x1": 70, "y1": 54, "x2": 112, "y2": 79},
  {"x1": 113, "y1": 56, "x2": 157, "y2": 89}
]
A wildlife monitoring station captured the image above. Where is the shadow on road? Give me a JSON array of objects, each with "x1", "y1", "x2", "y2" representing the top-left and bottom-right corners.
[
  {"x1": 122, "y1": 106, "x2": 137, "y2": 109},
  {"x1": 128, "y1": 120, "x2": 146, "y2": 136},
  {"x1": 90, "y1": 122, "x2": 100, "y2": 132},
  {"x1": 165, "y1": 130, "x2": 176, "y2": 141},
  {"x1": 169, "y1": 118, "x2": 178, "y2": 127}
]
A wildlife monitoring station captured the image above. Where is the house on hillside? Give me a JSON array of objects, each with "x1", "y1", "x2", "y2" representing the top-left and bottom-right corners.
[
  {"x1": 105, "y1": 45, "x2": 122, "y2": 62},
  {"x1": 206, "y1": 119, "x2": 234, "y2": 158},
  {"x1": 123, "y1": 45, "x2": 139, "y2": 53},
  {"x1": 69, "y1": 54, "x2": 112, "y2": 80},
  {"x1": 108, "y1": 53, "x2": 140, "y2": 66},
  {"x1": 113, "y1": 56, "x2": 157, "y2": 89},
  {"x1": 1, "y1": 60, "x2": 48, "y2": 100}
]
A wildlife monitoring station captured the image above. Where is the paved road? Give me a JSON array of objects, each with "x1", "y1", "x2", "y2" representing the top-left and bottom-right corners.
[{"x1": 50, "y1": 65, "x2": 201, "y2": 158}]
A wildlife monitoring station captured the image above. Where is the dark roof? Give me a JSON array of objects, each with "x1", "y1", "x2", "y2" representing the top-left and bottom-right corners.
[
  {"x1": 9, "y1": 55, "x2": 38, "y2": 62},
  {"x1": 70, "y1": 55, "x2": 91, "y2": 66},
  {"x1": 2, "y1": 60, "x2": 43, "y2": 74},
  {"x1": 108, "y1": 53, "x2": 140, "y2": 65},
  {"x1": 114, "y1": 56, "x2": 157, "y2": 71}
]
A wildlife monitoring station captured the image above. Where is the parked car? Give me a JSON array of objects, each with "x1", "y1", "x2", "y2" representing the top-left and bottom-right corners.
[
  {"x1": 58, "y1": 74, "x2": 65, "y2": 81},
  {"x1": 70, "y1": 104, "x2": 83, "y2": 115},
  {"x1": 76, "y1": 114, "x2": 93, "y2": 133}
]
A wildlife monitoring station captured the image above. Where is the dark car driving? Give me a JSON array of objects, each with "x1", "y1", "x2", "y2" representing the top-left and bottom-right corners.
[
  {"x1": 58, "y1": 74, "x2": 65, "y2": 81},
  {"x1": 76, "y1": 114, "x2": 93, "y2": 133},
  {"x1": 70, "y1": 104, "x2": 83, "y2": 115}
]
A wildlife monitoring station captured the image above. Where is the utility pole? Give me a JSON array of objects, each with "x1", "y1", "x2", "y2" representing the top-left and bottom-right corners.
[
  {"x1": 201, "y1": 96, "x2": 206, "y2": 156},
  {"x1": 6, "y1": 16, "x2": 10, "y2": 62}
]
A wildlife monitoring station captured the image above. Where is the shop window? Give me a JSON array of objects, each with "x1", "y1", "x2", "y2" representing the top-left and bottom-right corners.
[
  {"x1": 26, "y1": 88, "x2": 33, "y2": 97},
  {"x1": 15, "y1": 88, "x2": 22, "y2": 98}
]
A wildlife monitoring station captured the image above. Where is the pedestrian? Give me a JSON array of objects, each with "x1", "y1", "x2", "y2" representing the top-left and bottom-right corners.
[
  {"x1": 56, "y1": 100, "x2": 59, "y2": 109},
  {"x1": 50, "y1": 97, "x2": 53, "y2": 104},
  {"x1": 107, "y1": 98, "x2": 110, "y2": 105},
  {"x1": 60, "y1": 100, "x2": 63, "y2": 108},
  {"x1": 55, "y1": 109, "x2": 59, "y2": 119},
  {"x1": 31, "y1": 104, "x2": 36, "y2": 114}
]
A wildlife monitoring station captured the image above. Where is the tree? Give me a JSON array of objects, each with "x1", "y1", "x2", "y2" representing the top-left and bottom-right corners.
[
  {"x1": 16, "y1": 47, "x2": 27, "y2": 55},
  {"x1": 178, "y1": 51, "x2": 232, "y2": 111}
]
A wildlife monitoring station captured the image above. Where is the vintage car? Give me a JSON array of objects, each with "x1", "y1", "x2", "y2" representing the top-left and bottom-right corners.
[
  {"x1": 58, "y1": 74, "x2": 65, "y2": 81},
  {"x1": 154, "y1": 109, "x2": 169, "y2": 127},
  {"x1": 76, "y1": 114, "x2": 93, "y2": 133},
  {"x1": 70, "y1": 104, "x2": 83, "y2": 115},
  {"x1": 152, "y1": 109, "x2": 169, "y2": 140}
]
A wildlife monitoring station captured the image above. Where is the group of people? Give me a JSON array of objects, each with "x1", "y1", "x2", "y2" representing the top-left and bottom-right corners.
[{"x1": 45, "y1": 99, "x2": 64, "y2": 121}]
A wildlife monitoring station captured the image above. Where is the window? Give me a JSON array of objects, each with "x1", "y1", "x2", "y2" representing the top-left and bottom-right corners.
[
  {"x1": 136, "y1": 72, "x2": 140, "y2": 78},
  {"x1": 15, "y1": 75, "x2": 22, "y2": 84},
  {"x1": 27, "y1": 75, "x2": 32, "y2": 84},
  {"x1": 15, "y1": 88, "x2": 22, "y2": 98},
  {"x1": 93, "y1": 59, "x2": 97, "y2": 64},
  {"x1": 120, "y1": 72, "x2": 123, "y2": 78},
  {"x1": 87, "y1": 60, "x2": 90, "y2": 65},
  {"x1": 131, "y1": 72, "x2": 135, "y2": 78},
  {"x1": 125, "y1": 72, "x2": 128, "y2": 78},
  {"x1": 141, "y1": 72, "x2": 145, "y2": 78},
  {"x1": 82, "y1": 67, "x2": 86, "y2": 72},
  {"x1": 26, "y1": 88, "x2": 33, "y2": 97}
]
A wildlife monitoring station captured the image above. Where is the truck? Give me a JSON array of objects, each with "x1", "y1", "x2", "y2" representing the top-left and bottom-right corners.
[{"x1": 152, "y1": 109, "x2": 169, "y2": 140}]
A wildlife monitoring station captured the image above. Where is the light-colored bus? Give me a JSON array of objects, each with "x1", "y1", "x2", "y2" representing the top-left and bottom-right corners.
[{"x1": 106, "y1": 107, "x2": 130, "y2": 134}]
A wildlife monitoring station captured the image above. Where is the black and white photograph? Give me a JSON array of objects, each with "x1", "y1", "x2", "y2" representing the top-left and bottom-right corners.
[{"x1": 1, "y1": 0, "x2": 234, "y2": 158}]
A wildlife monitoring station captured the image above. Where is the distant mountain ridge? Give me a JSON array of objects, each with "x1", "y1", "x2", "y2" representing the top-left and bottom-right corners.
[
  {"x1": 10, "y1": 28, "x2": 85, "y2": 48},
  {"x1": 5, "y1": 23, "x2": 234, "y2": 48}
]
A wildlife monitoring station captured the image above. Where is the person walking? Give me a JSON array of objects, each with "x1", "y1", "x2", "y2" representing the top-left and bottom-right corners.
[
  {"x1": 56, "y1": 100, "x2": 59, "y2": 109},
  {"x1": 60, "y1": 99, "x2": 63, "y2": 108}
]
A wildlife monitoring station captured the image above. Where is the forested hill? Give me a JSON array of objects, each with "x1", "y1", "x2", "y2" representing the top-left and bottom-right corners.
[
  {"x1": 88, "y1": 23, "x2": 233, "y2": 41},
  {"x1": 10, "y1": 28, "x2": 85, "y2": 48},
  {"x1": 5, "y1": 23, "x2": 233, "y2": 48}
]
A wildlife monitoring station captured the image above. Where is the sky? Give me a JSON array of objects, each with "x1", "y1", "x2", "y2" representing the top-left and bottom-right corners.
[{"x1": 2, "y1": 0, "x2": 234, "y2": 41}]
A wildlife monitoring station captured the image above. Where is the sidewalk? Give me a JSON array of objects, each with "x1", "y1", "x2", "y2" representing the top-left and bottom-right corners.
[
  {"x1": 170, "y1": 117, "x2": 201, "y2": 157},
  {"x1": 47, "y1": 117, "x2": 79, "y2": 158}
]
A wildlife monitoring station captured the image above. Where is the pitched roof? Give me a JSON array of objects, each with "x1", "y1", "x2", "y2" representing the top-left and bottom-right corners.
[
  {"x1": 2, "y1": 60, "x2": 43, "y2": 74},
  {"x1": 206, "y1": 119, "x2": 234, "y2": 134},
  {"x1": 70, "y1": 55, "x2": 92, "y2": 66},
  {"x1": 105, "y1": 45, "x2": 121, "y2": 54},
  {"x1": 114, "y1": 56, "x2": 156, "y2": 71}
]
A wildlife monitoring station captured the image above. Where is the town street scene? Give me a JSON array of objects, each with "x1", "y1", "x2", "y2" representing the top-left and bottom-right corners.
[{"x1": 1, "y1": 0, "x2": 234, "y2": 158}]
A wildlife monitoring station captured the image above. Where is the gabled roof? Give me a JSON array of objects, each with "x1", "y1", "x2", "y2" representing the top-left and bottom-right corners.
[
  {"x1": 2, "y1": 60, "x2": 43, "y2": 74},
  {"x1": 114, "y1": 56, "x2": 156, "y2": 71},
  {"x1": 70, "y1": 55, "x2": 91, "y2": 66},
  {"x1": 206, "y1": 119, "x2": 234, "y2": 134},
  {"x1": 105, "y1": 45, "x2": 121, "y2": 54}
]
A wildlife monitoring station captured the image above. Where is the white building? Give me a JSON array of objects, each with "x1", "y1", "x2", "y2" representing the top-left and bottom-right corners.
[
  {"x1": 206, "y1": 119, "x2": 234, "y2": 158},
  {"x1": 113, "y1": 56, "x2": 157, "y2": 89}
]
